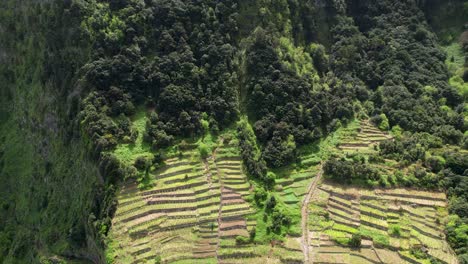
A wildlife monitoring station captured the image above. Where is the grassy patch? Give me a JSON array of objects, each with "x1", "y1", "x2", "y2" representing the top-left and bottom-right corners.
[
  {"x1": 443, "y1": 42, "x2": 465, "y2": 73},
  {"x1": 359, "y1": 227, "x2": 389, "y2": 248},
  {"x1": 113, "y1": 110, "x2": 152, "y2": 166}
]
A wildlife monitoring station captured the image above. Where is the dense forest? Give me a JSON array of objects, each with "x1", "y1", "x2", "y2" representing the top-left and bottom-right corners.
[{"x1": 0, "y1": 0, "x2": 466, "y2": 263}]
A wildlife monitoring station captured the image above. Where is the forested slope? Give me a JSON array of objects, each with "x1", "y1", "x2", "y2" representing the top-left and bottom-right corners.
[
  {"x1": 0, "y1": 0, "x2": 466, "y2": 263},
  {"x1": 0, "y1": 1, "x2": 105, "y2": 263}
]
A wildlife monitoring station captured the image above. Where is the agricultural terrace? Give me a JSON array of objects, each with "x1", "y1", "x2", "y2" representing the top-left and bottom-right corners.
[
  {"x1": 309, "y1": 183, "x2": 458, "y2": 264},
  {"x1": 107, "y1": 136, "x2": 312, "y2": 264},
  {"x1": 338, "y1": 120, "x2": 392, "y2": 154},
  {"x1": 105, "y1": 111, "x2": 338, "y2": 263},
  {"x1": 107, "y1": 133, "x2": 261, "y2": 264}
]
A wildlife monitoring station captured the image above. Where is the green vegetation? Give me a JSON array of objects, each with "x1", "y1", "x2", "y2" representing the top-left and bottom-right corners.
[
  {"x1": 389, "y1": 225, "x2": 401, "y2": 237},
  {"x1": 310, "y1": 183, "x2": 457, "y2": 263},
  {"x1": 1, "y1": 0, "x2": 467, "y2": 262},
  {"x1": 349, "y1": 233, "x2": 362, "y2": 248},
  {"x1": 113, "y1": 110, "x2": 152, "y2": 166}
]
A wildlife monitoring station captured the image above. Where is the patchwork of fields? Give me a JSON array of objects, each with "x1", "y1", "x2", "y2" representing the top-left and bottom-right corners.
[
  {"x1": 308, "y1": 183, "x2": 458, "y2": 264},
  {"x1": 106, "y1": 119, "x2": 458, "y2": 264},
  {"x1": 108, "y1": 139, "x2": 310, "y2": 264},
  {"x1": 107, "y1": 139, "x2": 258, "y2": 263}
]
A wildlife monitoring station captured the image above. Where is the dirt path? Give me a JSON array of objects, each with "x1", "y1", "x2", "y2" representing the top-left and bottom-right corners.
[
  {"x1": 301, "y1": 163, "x2": 324, "y2": 263},
  {"x1": 371, "y1": 246, "x2": 384, "y2": 264},
  {"x1": 203, "y1": 159, "x2": 213, "y2": 188},
  {"x1": 212, "y1": 138, "x2": 224, "y2": 262}
]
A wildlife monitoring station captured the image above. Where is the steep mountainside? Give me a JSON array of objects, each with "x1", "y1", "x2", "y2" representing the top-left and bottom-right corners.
[{"x1": 0, "y1": 0, "x2": 466, "y2": 263}]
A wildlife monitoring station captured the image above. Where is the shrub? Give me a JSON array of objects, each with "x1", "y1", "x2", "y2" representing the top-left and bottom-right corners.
[
  {"x1": 124, "y1": 166, "x2": 138, "y2": 180},
  {"x1": 373, "y1": 235, "x2": 389, "y2": 248},
  {"x1": 154, "y1": 255, "x2": 162, "y2": 264},
  {"x1": 152, "y1": 152, "x2": 164, "y2": 166},
  {"x1": 254, "y1": 188, "x2": 267, "y2": 206},
  {"x1": 265, "y1": 196, "x2": 277, "y2": 212},
  {"x1": 150, "y1": 130, "x2": 174, "y2": 149},
  {"x1": 271, "y1": 209, "x2": 291, "y2": 234},
  {"x1": 235, "y1": 235, "x2": 250, "y2": 245},
  {"x1": 249, "y1": 227, "x2": 256, "y2": 241},
  {"x1": 179, "y1": 140, "x2": 189, "y2": 150},
  {"x1": 349, "y1": 233, "x2": 362, "y2": 248},
  {"x1": 265, "y1": 171, "x2": 276, "y2": 189},
  {"x1": 410, "y1": 246, "x2": 429, "y2": 259},
  {"x1": 379, "y1": 174, "x2": 390, "y2": 187},
  {"x1": 200, "y1": 117, "x2": 209, "y2": 135},
  {"x1": 134, "y1": 156, "x2": 150, "y2": 171},
  {"x1": 198, "y1": 142, "x2": 210, "y2": 158},
  {"x1": 378, "y1": 114, "x2": 389, "y2": 131},
  {"x1": 425, "y1": 156, "x2": 446, "y2": 172},
  {"x1": 370, "y1": 114, "x2": 382, "y2": 127},
  {"x1": 392, "y1": 125, "x2": 403, "y2": 139},
  {"x1": 389, "y1": 225, "x2": 401, "y2": 237}
]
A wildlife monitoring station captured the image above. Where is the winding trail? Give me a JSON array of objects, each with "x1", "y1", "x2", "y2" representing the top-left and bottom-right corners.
[{"x1": 301, "y1": 163, "x2": 324, "y2": 263}]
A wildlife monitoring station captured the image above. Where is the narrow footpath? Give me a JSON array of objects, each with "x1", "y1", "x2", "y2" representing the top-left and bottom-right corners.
[
  {"x1": 301, "y1": 163, "x2": 324, "y2": 263},
  {"x1": 212, "y1": 138, "x2": 223, "y2": 263}
]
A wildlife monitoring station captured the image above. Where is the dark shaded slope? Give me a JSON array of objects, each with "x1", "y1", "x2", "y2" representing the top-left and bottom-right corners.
[{"x1": 0, "y1": 1, "x2": 106, "y2": 263}]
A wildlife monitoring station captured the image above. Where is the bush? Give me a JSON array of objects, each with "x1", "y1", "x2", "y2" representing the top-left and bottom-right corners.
[
  {"x1": 378, "y1": 114, "x2": 390, "y2": 131},
  {"x1": 198, "y1": 142, "x2": 210, "y2": 159},
  {"x1": 349, "y1": 233, "x2": 362, "y2": 248},
  {"x1": 379, "y1": 174, "x2": 390, "y2": 187},
  {"x1": 410, "y1": 246, "x2": 429, "y2": 259},
  {"x1": 392, "y1": 125, "x2": 403, "y2": 139},
  {"x1": 265, "y1": 196, "x2": 277, "y2": 212},
  {"x1": 150, "y1": 130, "x2": 174, "y2": 148},
  {"x1": 152, "y1": 152, "x2": 164, "y2": 166},
  {"x1": 254, "y1": 188, "x2": 267, "y2": 206},
  {"x1": 249, "y1": 228, "x2": 256, "y2": 241},
  {"x1": 134, "y1": 156, "x2": 150, "y2": 171},
  {"x1": 265, "y1": 171, "x2": 276, "y2": 189},
  {"x1": 154, "y1": 255, "x2": 162, "y2": 264},
  {"x1": 124, "y1": 166, "x2": 138, "y2": 180},
  {"x1": 235, "y1": 235, "x2": 250, "y2": 245},
  {"x1": 370, "y1": 114, "x2": 383, "y2": 127},
  {"x1": 425, "y1": 156, "x2": 445, "y2": 172},
  {"x1": 270, "y1": 209, "x2": 291, "y2": 234},
  {"x1": 389, "y1": 225, "x2": 401, "y2": 237},
  {"x1": 462, "y1": 134, "x2": 468, "y2": 150}
]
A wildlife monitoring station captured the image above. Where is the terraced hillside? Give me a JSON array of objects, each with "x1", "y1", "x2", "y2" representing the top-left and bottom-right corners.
[
  {"x1": 338, "y1": 120, "x2": 392, "y2": 154},
  {"x1": 214, "y1": 142, "x2": 257, "y2": 263},
  {"x1": 108, "y1": 147, "x2": 220, "y2": 263},
  {"x1": 107, "y1": 134, "x2": 318, "y2": 264},
  {"x1": 308, "y1": 183, "x2": 458, "y2": 264},
  {"x1": 107, "y1": 137, "x2": 266, "y2": 264}
]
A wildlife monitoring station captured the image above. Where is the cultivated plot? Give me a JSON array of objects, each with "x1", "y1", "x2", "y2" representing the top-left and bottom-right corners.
[{"x1": 309, "y1": 183, "x2": 458, "y2": 264}]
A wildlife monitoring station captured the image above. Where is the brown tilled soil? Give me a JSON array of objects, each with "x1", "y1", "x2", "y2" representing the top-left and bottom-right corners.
[
  {"x1": 126, "y1": 212, "x2": 163, "y2": 227},
  {"x1": 221, "y1": 198, "x2": 246, "y2": 205},
  {"x1": 219, "y1": 219, "x2": 246, "y2": 231},
  {"x1": 220, "y1": 228, "x2": 249, "y2": 238}
]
